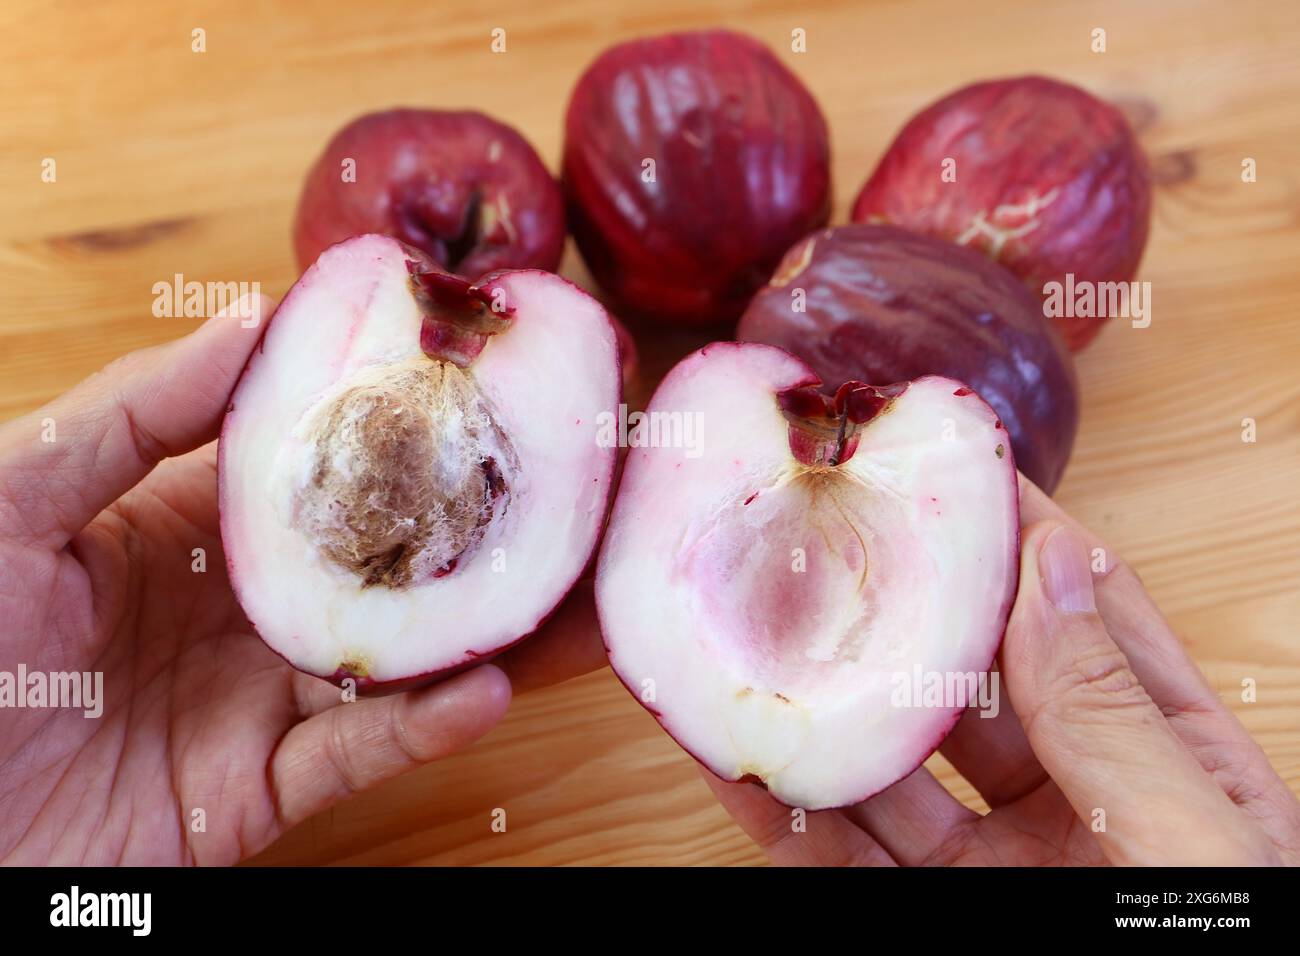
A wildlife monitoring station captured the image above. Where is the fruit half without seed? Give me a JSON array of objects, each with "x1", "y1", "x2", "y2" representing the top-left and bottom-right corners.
[
  {"x1": 219, "y1": 234, "x2": 621, "y2": 691},
  {"x1": 596, "y1": 342, "x2": 1020, "y2": 810}
]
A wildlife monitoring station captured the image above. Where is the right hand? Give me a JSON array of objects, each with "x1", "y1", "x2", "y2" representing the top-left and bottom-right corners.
[{"x1": 705, "y1": 476, "x2": 1300, "y2": 866}]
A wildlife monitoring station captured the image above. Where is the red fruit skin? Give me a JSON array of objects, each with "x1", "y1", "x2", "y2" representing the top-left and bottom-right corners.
[
  {"x1": 293, "y1": 109, "x2": 565, "y2": 277},
  {"x1": 563, "y1": 30, "x2": 831, "y2": 326},
  {"x1": 738, "y1": 224, "x2": 1079, "y2": 492},
  {"x1": 851, "y1": 75, "x2": 1151, "y2": 351},
  {"x1": 608, "y1": 313, "x2": 640, "y2": 388}
]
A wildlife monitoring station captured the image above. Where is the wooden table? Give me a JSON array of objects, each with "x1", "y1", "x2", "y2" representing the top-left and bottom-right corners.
[{"x1": 2, "y1": 0, "x2": 1297, "y2": 865}]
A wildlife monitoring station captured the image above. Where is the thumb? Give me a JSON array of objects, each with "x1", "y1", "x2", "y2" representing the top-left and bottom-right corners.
[
  {"x1": 1001, "y1": 521, "x2": 1276, "y2": 865},
  {"x1": 267, "y1": 665, "x2": 512, "y2": 838},
  {"x1": 0, "y1": 294, "x2": 272, "y2": 549}
]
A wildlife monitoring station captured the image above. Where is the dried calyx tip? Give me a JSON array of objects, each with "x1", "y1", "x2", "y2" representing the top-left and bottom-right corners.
[
  {"x1": 406, "y1": 260, "x2": 513, "y2": 367},
  {"x1": 778, "y1": 380, "x2": 907, "y2": 467}
]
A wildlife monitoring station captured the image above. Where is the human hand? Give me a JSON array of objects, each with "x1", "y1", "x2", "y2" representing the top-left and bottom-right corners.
[
  {"x1": 0, "y1": 299, "x2": 606, "y2": 865},
  {"x1": 706, "y1": 476, "x2": 1300, "y2": 866}
]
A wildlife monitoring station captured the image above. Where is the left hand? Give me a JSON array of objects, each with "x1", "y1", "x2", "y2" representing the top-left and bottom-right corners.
[{"x1": 0, "y1": 296, "x2": 606, "y2": 865}]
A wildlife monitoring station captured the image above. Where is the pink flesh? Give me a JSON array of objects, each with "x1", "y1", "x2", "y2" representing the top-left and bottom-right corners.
[
  {"x1": 596, "y1": 342, "x2": 1020, "y2": 809},
  {"x1": 219, "y1": 234, "x2": 620, "y2": 689}
]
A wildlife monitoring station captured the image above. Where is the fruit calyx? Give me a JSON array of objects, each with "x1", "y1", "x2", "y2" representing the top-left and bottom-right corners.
[
  {"x1": 407, "y1": 261, "x2": 513, "y2": 367},
  {"x1": 396, "y1": 184, "x2": 513, "y2": 273},
  {"x1": 778, "y1": 380, "x2": 908, "y2": 466}
]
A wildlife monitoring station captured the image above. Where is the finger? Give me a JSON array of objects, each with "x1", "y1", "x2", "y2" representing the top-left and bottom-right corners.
[
  {"x1": 843, "y1": 765, "x2": 981, "y2": 865},
  {"x1": 941, "y1": 473, "x2": 1225, "y2": 809},
  {"x1": 938, "y1": 685, "x2": 1047, "y2": 808},
  {"x1": 1003, "y1": 521, "x2": 1277, "y2": 865},
  {"x1": 1017, "y1": 475, "x2": 1217, "y2": 713},
  {"x1": 922, "y1": 482, "x2": 1055, "y2": 807},
  {"x1": 495, "y1": 579, "x2": 607, "y2": 694},
  {"x1": 0, "y1": 294, "x2": 270, "y2": 549},
  {"x1": 270, "y1": 664, "x2": 511, "y2": 829},
  {"x1": 700, "y1": 768, "x2": 896, "y2": 867},
  {"x1": 290, "y1": 668, "x2": 354, "y2": 718},
  {"x1": 289, "y1": 580, "x2": 608, "y2": 721},
  {"x1": 1020, "y1": 478, "x2": 1300, "y2": 855},
  {"x1": 921, "y1": 478, "x2": 1069, "y2": 808}
]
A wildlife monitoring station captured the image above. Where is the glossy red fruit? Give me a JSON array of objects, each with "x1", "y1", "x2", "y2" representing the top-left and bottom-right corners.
[
  {"x1": 738, "y1": 225, "x2": 1079, "y2": 492},
  {"x1": 294, "y1": 109, "x2": 565, "y2": 277},
  {"x1": 563, "y1": 30, "x2": 831, "y2": 326},
  {"x1": 851, "y1": 75, "x2": 1151, "y2": 350}
]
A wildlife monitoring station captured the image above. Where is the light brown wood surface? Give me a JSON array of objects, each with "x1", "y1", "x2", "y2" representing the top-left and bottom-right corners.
[{"x1": 1, "y1": 0, "x2": 1297, "y2": 866}]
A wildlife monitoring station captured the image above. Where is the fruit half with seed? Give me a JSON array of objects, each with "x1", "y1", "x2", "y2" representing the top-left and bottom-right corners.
[
  {"x1": 293, "y1": 109, "x2": 565, "y2": 277},
  {"x1": 220, "y1": 234, "x2": 620, "y2": 690},
  {"x1": 596, "y1": 342, "x2": 1019, "y2": 809}
]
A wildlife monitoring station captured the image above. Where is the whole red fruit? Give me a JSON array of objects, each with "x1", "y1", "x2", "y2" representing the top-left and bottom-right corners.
[
  {"x1": 294, "y1": 109, "x2": 565, "y2": 276},
  {"x1": 563, "y1": 30, "x2": 831, "y2": 325},
  {"x1": 738, "y1": 224, "x2": 1079, "y2": 492},
  {"x1": 851, "y1": 75, "x2": 1151, "y2": 351}
]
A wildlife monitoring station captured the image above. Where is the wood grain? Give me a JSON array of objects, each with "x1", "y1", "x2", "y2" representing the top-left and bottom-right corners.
[{"x1": 1, "y1": 0, "x2": 1297, "y2": 866}]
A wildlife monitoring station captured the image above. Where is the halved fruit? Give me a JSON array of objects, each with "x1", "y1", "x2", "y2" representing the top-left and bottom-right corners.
[
  {"x1": 220, "y1": 234, "x2": 621, "y2": 690},
  {"x1": 595, "y1": 342, "x2": 1019, "y2": 809}
]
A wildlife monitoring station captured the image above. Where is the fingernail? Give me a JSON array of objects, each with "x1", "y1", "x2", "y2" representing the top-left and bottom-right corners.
[{"x1": 1039, "y1": 526, "x2": 1096, "y2": 614}]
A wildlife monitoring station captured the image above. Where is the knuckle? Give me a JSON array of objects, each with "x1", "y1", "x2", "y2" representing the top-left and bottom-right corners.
[
  {"x1": 97, "y1": 349, "x2": 151, "y2": 386},
  {"x1": 388, "y1": 705, "x2": 429, "y2": 765},
  {"x1": 1100, "y1": 552, "x2": 1145, "y2": 590},
  {"x1": 919, "y1": 818, "x2": 981, "y2": 866},
  {"x1": 1045, "y1": 644, "x2": 1152, "y2": 722},
  {"x1": 762, "y1": 815, "x2": 858, "y2": 867},
  {"x1": 113, "y1": 390, "x2": 169, "y2": 467},
  {"x1": 756, "y1": 811, "x2": 804, "y2": 857},
  {"x1": 323, "y1": 710, "x2": 365, "y2": 796}
]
